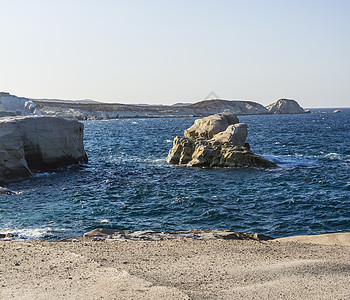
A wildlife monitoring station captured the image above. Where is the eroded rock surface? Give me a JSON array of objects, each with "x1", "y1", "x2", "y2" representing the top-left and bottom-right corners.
[
  {"x1": 0, "y1": 116, "x2": 88, "y2": 184},
  {"x1": 184, "y1": 112, "x2": 239, "y2": 139},
  {"x1": 0, "y1": 92, "x2": 36, "y2": 116},
  {"x1": 167, "y1": 113, "x2": 276, "y2": 168},
  {"x1": 211, "y1": 123, "x2": 248, "y2": 145}
]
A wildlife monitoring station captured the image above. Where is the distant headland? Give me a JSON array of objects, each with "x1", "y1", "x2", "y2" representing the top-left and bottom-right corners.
[{"x1": 0, "y1": 92, "x2": 308, "y2": 120}]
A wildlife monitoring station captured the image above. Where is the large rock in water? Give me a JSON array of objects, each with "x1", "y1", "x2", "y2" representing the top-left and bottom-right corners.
[
  {"x1": 0, "y1": 116, "x2": 88, "y2": 184},
  {"x1": 266, "y1": 99, "x2": 305, "y2": 114},
  {"x1": 166, "y1": 113, "x2": 276, "y2": 168}
]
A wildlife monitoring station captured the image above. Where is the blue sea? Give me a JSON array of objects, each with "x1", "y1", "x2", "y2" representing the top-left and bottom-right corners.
[{"x1": 1, "y1": 109, "x2": 349, "y2": 240}]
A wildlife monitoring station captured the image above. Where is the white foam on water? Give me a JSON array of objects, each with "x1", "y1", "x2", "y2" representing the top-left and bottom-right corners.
[
  {"x1": 142, "y1": 158, "x2": 167, "y2": 165},
  {"x1": 264, "y1": 154, "x2": 315, "y2": 169},
  {"x1": 323, "y1": 152, "x2": 344, "y2": 161},
  {"x1": 0, "y1": 227, "x2": 65, "y2": 240},
  {"x1": 33, "y1": 172, "x2": 56, "y2": 178},
  {"x1": 132, "y1": 157, "x2": 167, "y2": 165}
]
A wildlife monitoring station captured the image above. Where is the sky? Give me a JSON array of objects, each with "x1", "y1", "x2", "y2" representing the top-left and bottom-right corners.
[{"x1": 1, "y1": 0, "x2": 349, "y2": 107}]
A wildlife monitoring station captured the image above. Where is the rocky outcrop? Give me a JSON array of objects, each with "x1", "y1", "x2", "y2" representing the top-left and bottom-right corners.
[
  {"x1": 184, "y1": 112, "x2": 239, "y2": 139},
  {"x1": 0, "y1": 116, "x2": 88, "y2": 184},
  {"x1": 166, "y1": 113, "x2": 276, "y2": 168},
  {"x1": 0, "y1": 92, "x2": 36, "y2": 116},
  {"x1": 266, "y1": 99, "x2": 305, "y2": 114}
]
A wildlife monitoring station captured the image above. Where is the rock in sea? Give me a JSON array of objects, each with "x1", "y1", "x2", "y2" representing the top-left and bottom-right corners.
[
  {"x1": 0, "y1": 116, "x2": 88, "y2": 184},
  {"x1": 166, "y1": 113, "x2": 276, "y2": 168},
  {"x1": 266, "y1": 99, "x2": 306, "y2": 114}
]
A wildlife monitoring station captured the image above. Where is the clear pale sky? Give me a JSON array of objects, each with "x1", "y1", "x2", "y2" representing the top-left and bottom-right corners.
[{"x1": 1, "y1": 0, "x2": 349, "y2": 107}]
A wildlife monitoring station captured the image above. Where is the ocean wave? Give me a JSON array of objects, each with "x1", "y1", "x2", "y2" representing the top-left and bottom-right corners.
[
  {"x1": 33, "y1": 171, "x2": 56, "y2": 177},
  {"x1": 322, "y1": 152, "x2": 348, "y2": 161},
  {"x1": 263, "y1": 154, "x2": 316, "y2": 169},
  {"x1": 265, "y1": 151, "x2": 350, "y2": 168},
  {"x1": 0, "y1": 227, "x2": 65, "y2": 240}
]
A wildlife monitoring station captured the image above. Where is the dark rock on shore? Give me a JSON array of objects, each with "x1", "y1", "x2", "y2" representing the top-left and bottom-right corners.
[{"x1": 60, "y1": 228, "x2": 275, "y2": 242}]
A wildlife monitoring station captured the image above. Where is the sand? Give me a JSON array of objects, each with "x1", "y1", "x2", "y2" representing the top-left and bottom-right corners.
[{"x1": 1, "y1": 232, "x2": 349, "y2": 299}]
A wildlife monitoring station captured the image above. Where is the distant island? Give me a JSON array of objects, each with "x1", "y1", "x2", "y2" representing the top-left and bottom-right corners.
[{"x1": 0, "y1": 92, "x2": 307, "y2": 120}]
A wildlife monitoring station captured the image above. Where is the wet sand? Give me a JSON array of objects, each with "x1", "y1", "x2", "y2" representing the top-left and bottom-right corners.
[{"x1": 1, "y1": 232, "x2": 349, "y2": 299}]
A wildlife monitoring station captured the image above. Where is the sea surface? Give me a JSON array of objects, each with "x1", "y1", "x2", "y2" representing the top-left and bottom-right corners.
[{"x1": 1, "y1": 109, "x2": 349, "y2": 240}]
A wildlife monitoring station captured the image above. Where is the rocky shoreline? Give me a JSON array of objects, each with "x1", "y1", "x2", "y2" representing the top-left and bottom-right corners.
[
  {"x1": 2, "y1": 226, "x2": 349, "y2": 246},
  {"x1": 1, "y1": 227, "x2": 348, "y2": 245},
  {"x1": 68, "y1": 228, "x2": 274, "y2": 242}
]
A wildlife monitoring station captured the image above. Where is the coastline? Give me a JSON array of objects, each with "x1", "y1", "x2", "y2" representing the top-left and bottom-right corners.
[{"x1": 1, "y1": 231, "x2": 349, "y2": 299}]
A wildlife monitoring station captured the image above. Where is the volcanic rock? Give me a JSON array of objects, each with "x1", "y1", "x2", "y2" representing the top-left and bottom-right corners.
[
  {"x1": 167, "y1": 113, "x2": 276, "y2": 168},
  {"x1": 0, "y1": 116, "x2": 88, "y2": 184},
  {"x1": 211, "y1": 123, "x2": 248, "y2": 145},
  {"x1": 0, "y1": 92, "x2": 36, "y2": 116},
  {"x1": 184, "y1": 112, "x2": 239, "y2": 139}
]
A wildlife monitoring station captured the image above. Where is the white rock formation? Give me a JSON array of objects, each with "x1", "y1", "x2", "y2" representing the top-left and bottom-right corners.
[
  {"x1": 0, "y1": 92, "x2": 36, "y2": 116},
  {"x1": 0, "y1": 116, "x2": 88, "y2": 184},
  {"x1": 167, "y1": 113, "x2": 276, "y2": 168},
  {"x1": 184, "y1": 113, "x2": 239, "y2": 139},
  {"x1": 266, "y1": 99, "x2": 305, "y2": 114}
]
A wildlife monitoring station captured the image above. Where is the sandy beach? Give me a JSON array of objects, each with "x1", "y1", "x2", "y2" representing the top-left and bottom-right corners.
[{"x1": 1, "y1": 232, "x2": 349, "y2": 299}]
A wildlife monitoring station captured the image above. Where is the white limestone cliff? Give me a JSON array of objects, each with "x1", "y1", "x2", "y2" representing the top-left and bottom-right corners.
[
  {"x1": 0, "y1": 92, "x2": 37, "y2": 117},
  {"x1": 0, "y1": 116, "x2": 88, "y2": 184}
]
